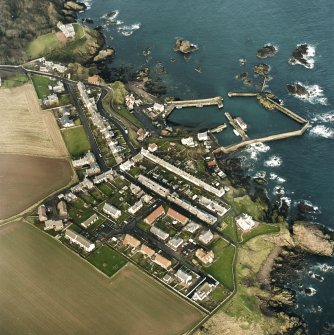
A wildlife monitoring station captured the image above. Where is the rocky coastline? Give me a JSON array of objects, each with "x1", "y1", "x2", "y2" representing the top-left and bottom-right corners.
[{"x1": 256, "y1": 44, "x2": 278, "y2": 59}]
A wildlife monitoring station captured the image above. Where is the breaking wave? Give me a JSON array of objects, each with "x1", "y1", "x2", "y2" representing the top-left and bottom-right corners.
[
  {"x1": 269, "y1": 173, "x2": 286, "y2": 183},
  {"x1": 245, "y1": 142, "x2": 270, "y2": 160},
  {"x1": 264, "y1": 155, "x2": 282, "y2": 167},
  {"x1": 292, "y1": 82, "x2": 328, "y2": 105},
  {"x1": 117, "y1": 23, "x2": 141, "y2": 36},
  {"x1": 309, "y1": 125, "x2": 334, "y2": 139},
  {"x1": 82, "y1": 0, "x2": 93, "y2": 10},
  {"x1": 102, "y1": 10, "x2": 119, "y2": 20},
  {"x1": 289, "y1": 43, "x2": 316, "y2": 69},
  {"x1": 311, "y1": 111, "x2": 334, "y2": 123}
]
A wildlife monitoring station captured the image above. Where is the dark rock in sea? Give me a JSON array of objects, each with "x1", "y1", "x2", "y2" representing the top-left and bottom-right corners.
[
  {"x1": 297, "y1": 201, "x2": 317, "y2": 214},
  {"x1": 64, "y1": 1, "x2": 87, "y2": 12},
  {"x1": 83, "y1": 18, "x2": 94, "y2": 24},
  {"x1": 174, "y1": 39, "x2": 198, "y2": 54},
  {"x1": 95, "y1": 25, "x2": 104, "y2": 31},
  {"x1": 236, "y1": 72, "x2": 248, "y2": 80},
  {"x1": 254, "y1": 63, "x2": 270, "y2": 76},
  {"x1": 290, "y1": 44, "x2": 310, "y2": 67},
  {"x1": 144, "y1": 80, "x2": 167, "y2": 97},
  {"x1": 254, "y1": 177, "x2": 267, "y2": 185},
  {"x1": 105, "y1": 11, "x2": 117, "y2": 19},
  {"x1": 287, "y1": 83, "x2": 308, "y2": 96},
  {"x1": 243, "y1": 78, "x2": 253, "y2": 86},
  {"x1": 257, "y1": 44, "x2": 278, "y2": 58}
]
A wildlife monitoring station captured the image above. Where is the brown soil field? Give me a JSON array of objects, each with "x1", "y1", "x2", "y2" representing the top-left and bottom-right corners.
[
  {"x1": 0, "y1": 84, "x2": 68, "y2": 157},
  {"x1": 0, "y1": 222, "x2": 203, "y2": 335},
  {"x1": 0, "y1": 154, "x2": 73, "y2": 220}
]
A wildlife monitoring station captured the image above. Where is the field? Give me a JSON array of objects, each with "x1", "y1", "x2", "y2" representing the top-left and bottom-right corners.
[
  {"x1": 205, "y1": 239, "x2": 235, "y2": 291},
  {"x1": 87, "y1": 245, "x2": 128, "y2": 277},
  {"x1": 61, "y1": 126, "x2": 91, "y2": 157},
  {"x1": 3, "y1": 73, "x2": 29, "y2": 88},
  {"x1": 0, "y1": 84, "x2": 68, "y2": 157},
  {"x1": 0, "y1": 154, "x2": 73, "y2": 220},
  {"x1": 31, "y1": 74, "x2": 53, "y2": 98},
  {"x1": 0, "y1": 222, "x2": 203, "y2": 335}
]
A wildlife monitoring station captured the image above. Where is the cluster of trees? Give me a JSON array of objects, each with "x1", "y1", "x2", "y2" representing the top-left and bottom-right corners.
[{"x1": 0, "y1": 0, "x2": 64, "y2": 64}]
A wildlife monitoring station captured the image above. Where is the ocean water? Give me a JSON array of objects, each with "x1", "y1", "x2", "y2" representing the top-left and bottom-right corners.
[{"x1": 79, "y1": 1, "x2": 334, "y2": 332}]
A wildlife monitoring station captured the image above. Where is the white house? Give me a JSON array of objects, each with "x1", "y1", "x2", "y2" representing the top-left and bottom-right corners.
[
  {"x1": 103, "y1": 203, "x2": 121, "y2": 219},
  {"x1": 64, "y1": 229, "x2": 95, "y2": 252}
]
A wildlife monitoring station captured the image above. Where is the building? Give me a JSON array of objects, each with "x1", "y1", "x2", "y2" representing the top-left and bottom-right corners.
[
  {"x1": 57, "y1": 22, "x2": 76, "y2": 38},
  {"x1": 197, "y1": 131, "x2": 209, "y2": 142},
  {"x1": 81, "y1": 214, "x2": 98, "y2": 229},
  {"x1": 43, "y1": 94, "x2": 59, "y2": 106},
  {"x1": 144, "y1": 205, "x2": 165, "y2": 225},
  {"x1": 59, "y1": 114, "x2": 74, "y2": 128},
  {"x1": 153, "y1": 103, "x2": 165, "y2": 113},
  {"x1": 236, "y1": 213, "x2": 256, "y2": 231},
  {"x1": 38, "y1": 205, "x2": 48, "y2": 222},
  {"x1": 93, "y1": 169, "x2": 113, "y2": 184},
  {"x1": 123, "y1": 234, "x2": 141, "y2": 248},
  {"x1": 87, "y1": 75, "x2": 103, "y2": 85},
  {"x1": 103, "y1": 203, "x2": 121, "y2": 220},
  {"x1": 52, "y1": 81, "x2": 65, "y2": 93},
  {"x1": 198, "y1": 229, "x2": 214, "y2": 245},
  {"x1": 119, "y1": 160, "x2": 134, "y2": 172},
  {"x1": 181, "y1": 137, "x2": 197, "y2": 147},
  {"x1": 153, "y1": 254, "x2": 171, "y2": 270},
  {"x1": 128, "y1": 199, "x2": 143, "y2": 215},
  {"x1": 162, "y1": 274, "x2": 172, "y2": 284},
  {"x1": 125, "y1": 94, "x2": 136, "y2": 110},
  {"x1": 167, "y1": 208, "x2": 189, "y2": 225},
  {"x1": 167, "y1": 237, "x2": 184, "y2": 251},
  {"x1": 195, "y1": 248, "x2": 215, "y2": 265},
  {"x1": 199, "y1": 196, "x2": 229, "y2": 217},
  {"x1": 64, "y1": 229, "x2": 95, "y2": 252},
  {"x1": 148, "y1": 143, "x2": 158, "y2": 152},
  {"x1": 175, "y1": 269, "x2": 192, "y2": 286},
  {"x1": 207, "y1": 160, "x2": 217, "y2": 168},
  {"x1": 57, "y1": 201, "x2": 68, "y2": 218},
  {"x1": 138, "y1": 175, "x2": 170, "y2": 198},
  {"x1": 86, "y1": 162, "x2": 101, "y2": 176},
  {"x1": 235, "y1": 117, "x2": 247, "y2": 130},
  {"x1": 72, "y1": 152, "x2": 96, "y2": 168},
  {"x1": 150, "y1": 226, "x2": 169, "y2": 241},
  {"x1": 140, "y1": 244, "x2": 155, "y2": 258},
  {"x1": 183, "y1": 222, "x2": 200, "y2": 234},
  {"x1": 192, "y1": 282, "x2": 213, "y2": 301},
  {"x1": 44, "y1": 219, "x2": 63, "y2": 231}
]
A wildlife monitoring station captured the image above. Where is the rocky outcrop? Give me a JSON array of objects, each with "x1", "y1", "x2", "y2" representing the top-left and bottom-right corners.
[
  {"x1": 289, "y1": 44, "x2": 311, "y2": 67},
  {"x1": 174, "y1": 39, "x2": 198, "y2": 54},
  {"x1": 254, "y1": 63, "x2": 270, "y2": 76},
  {"x1": 256, "y1": 44, "x2": 277, "y2": 59},
  {"x1": 292, "y1": 222, "x2": 334, "y2": 256},
  {"x1": 287, "y1": 84, "x2": 308, "y2": 97},
  {"x1": 93, "y1": 48, "x2": 115, "y2": 62},
  {"x1": 64, "y1": 1, "x2": 86, "y2": 12}
]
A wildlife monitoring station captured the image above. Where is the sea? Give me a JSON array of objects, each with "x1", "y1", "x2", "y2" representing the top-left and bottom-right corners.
[{"x1": 78, "y1": 1, "x2": 334, "y2": 332}]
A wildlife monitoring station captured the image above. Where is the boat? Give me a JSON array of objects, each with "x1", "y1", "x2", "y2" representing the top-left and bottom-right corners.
[
  {"x1": 239, "y1": 58, "x2": 247, "y2": 65},
  {"x1": 233, "y1": 129, "x2": 240, "y2": 136}
]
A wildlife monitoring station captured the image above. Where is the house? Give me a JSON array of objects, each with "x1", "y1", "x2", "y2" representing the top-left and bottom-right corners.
[
  {"x1": 167, "y1": 208, "x2": 188, "y2": 225},
  {"x1": 128, "y1": 200, "x2": 143, "y2": 215},
  {"x1": 81, "y1": 214, "x2": 98, "y2": 229},
  {"x1": 130, "y1": 183, "x2": 141, "y2": 195},
  {"x1": 44, "y1": 219, "x2": 63, "y2": 231},
  {"x1": 52, "y1": 81, "x2": 65, "y2": 93},
  {"x1": 153, "y1": 254, "x2": 171, "y2": 270},
  {"x1": 192, "y1": 282, "x2": 213, "y2": 301},
  {"x1": 181, "y1": 137, "x2": 197, "y2": 147},
  {"x1": 119, "y1": 160, "x2": 134, "y2": 172},
  {"x1": 207, "y1": 160, "x2": 217, "y2": 168},
  {"x1": 38, "y1": 205, "x2": 48, "y2": 222},
  {"x1": 140, "y1": 244, "x2": 155, "y2": 258},
  {"x1": 103, "y1": 203, "x2": 121, "y2": 220},
  {"x1": 195, "y1": 248, "x2": 215, "y2": 265},
  {"x1": 144, "y1": 205, "x2": 165, "y2": 225},
  {"x1": 167, "y1": 237, "x2": 184, "y2": 251},
  {"x1": 123, "y1": 234, "x2": 141, "y2": 248},
  {"x1": 86, "y1": 162, "x2": 101, "y2": 176},
  {"x1": 235, "y1": 117, "x2": 247, "y2": 130},
  {"x1": 125, "y1": 94, "x2": 136, "y2": 110},
  {"x1": 198, "y1": 229, "x2": 214, "y2": 245},
  {"x1": 60, "y1": 114, "x2": 74, "y2": 128},
  {"x1": 87, "y1": 75, "x2": 103, "y2": 85},
  {"x1": 236, "y1": 213, "x2": 256, "y2": 231},
  {"x1": 153, "y1": 103, "x2": 164, "y2": 114},
  {"x1": 150, "y1": 226, "x2": 169, "y2": 241},
  {"x1": 162, "y1": 274, "x2": 172, "y2": 284},
  {"x1": 175, "y1": 269, "x2": 192, "y2": 286},
  {"x1": 64, "y1": 229, "x2": 95, "y2": 252},
  {"x1": 136, "y1": 128, "x2": 148, "y2": 142},
  {"x1": 93, "y1": 169, "x2": 113, "y2": 184},
  {"x1": 57, "y1": 201, "x2": 68, "y2": 218},
  {"x1": 44, "y1": 94, "x2": 59, "y2": 106},
  {"x1": 197, "y1": 131, "x2": 208, "y2": 141},
  {"x1": 72, "y1": 152, "x2": 96, "y2": 168},
  {"x1": 148, "y1": 143, "x2": 158, "y2": 152},
  {"x1": 184, "y1": 222, "x2": 200, "y2": 234},
  {"x1": 57, "y1": 22, "x2": 76, "y2": 38}
]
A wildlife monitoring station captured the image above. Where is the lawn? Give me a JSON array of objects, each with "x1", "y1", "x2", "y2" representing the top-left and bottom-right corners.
[
  {"x1": 3, "y1": 74, "x2": 29, "y2": 88},
  {"x1": 0, "y1": 222, "x2": 203, "y2": 335},
  {"x1": 87, "y1": 245, "x2": 128, "y2": 277},
  {"x1": 205, "y1": 239, "x2": 235, "y2": 291},
  {"x1": 26, "y1": 32, "x2": 61, "y2": 59},
  {"x1": 221, "y1": 216, "x2": 239, "y2": 243},
  {"x1": 240, "y1": 222, "x2": 280, "y2": 244},
  {"x1": 61, "y1": 126, "x2": 91, "y2": 157},
  {"x1": 31, "y1": 75, "x2": 53, "y2": 99}
]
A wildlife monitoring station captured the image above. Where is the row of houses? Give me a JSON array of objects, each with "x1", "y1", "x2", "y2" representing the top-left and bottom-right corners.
[
  {"x1": 65, "y1": 229, "x2": 95, "y2": 252},
  {"x1": 72, "y1": 152, "x2": 101, "y2": 177}
]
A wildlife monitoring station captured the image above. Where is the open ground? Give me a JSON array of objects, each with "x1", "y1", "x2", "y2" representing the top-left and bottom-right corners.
[
  {"x1": 0, "y1": 84, "x2": 68, "y2": 158},
  {"x1": 0, "y1": 154, "x2": 73, "y2": 220},
  {"x1": 0, "y1": 221, "x2": 203, "y2": 335}
]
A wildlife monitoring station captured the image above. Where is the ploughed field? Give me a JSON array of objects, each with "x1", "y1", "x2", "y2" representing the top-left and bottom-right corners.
[
  {"x1": 0, "y1": 222, "x2": 203, "y2": 335},
  {"x1": 0, "y1": 84, "x2": 68, "y2": 157},
  {"x1": 0, "y1": 154, "x2": 73, "y2": 219}
]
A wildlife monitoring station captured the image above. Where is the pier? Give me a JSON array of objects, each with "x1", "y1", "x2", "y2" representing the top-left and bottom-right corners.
[
  {"x1": 228, "y1": 92, "x2": 258, "y2": 97},
  {"x1": 225, "y1": 112, "x2": 248, "y2": 140},
  {"x1": 165, "y1": 96, "x2": 223, "y2": 117},
  {"x1": 213, "y1": 122, "x2": 310, "y2": 154},
  {"x1": 210, "y1": 123, "x2": 227, "y2": 134}
]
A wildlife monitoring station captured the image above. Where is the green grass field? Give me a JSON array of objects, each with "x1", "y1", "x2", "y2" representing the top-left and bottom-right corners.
[
  {"x1": 27, "y1": 33, "x2": 61, "y2": 59},
  {"x1": 3, "y1": 74, "x2": 29, "y2": 88},
  {"x1": 87, "y1": 245, "x2": 128, "y2": 277},
  {"x1": 61, "y1": 126, "x2": 91, "y2": 157},
  {"x1": 240, "y1": 222, "x2": 280, "y2": 243},
  {"x1": 221, "y1": 216, "x2": 239, "y2": 243},
  {"x1": 31, "y1": 75, "x2": 53, "y2": 98},
  {"x1": 205, "y1": 239, "x2": 235, "y2": 291}
]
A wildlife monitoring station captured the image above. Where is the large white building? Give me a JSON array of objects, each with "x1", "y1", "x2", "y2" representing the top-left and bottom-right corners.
[
  {"x1": 236, "y1": 213, "x2": 256, "y2": 231},
  {"x1": 175, "y1": 269, "x2": 192, "y2": 286},
  {"x1": 65, "y1": 229, "x2": 95, "y2": 252},
  {"x1": 57, "y1": 22, "x2": 76, "y2": 38},
  {"x1": 103, "y1": 203, "x2": 121, "y2": 220}
]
